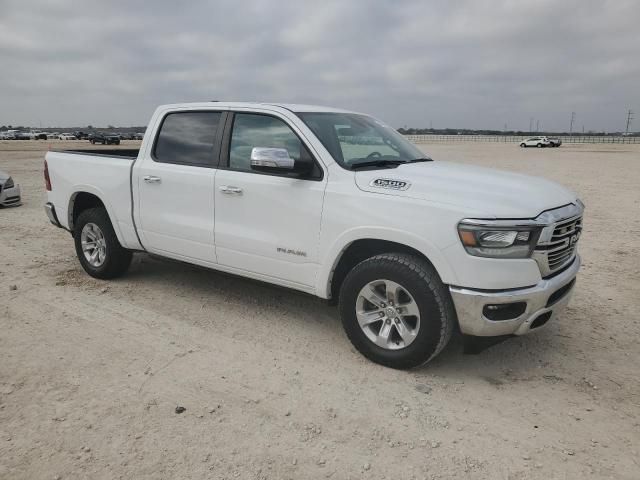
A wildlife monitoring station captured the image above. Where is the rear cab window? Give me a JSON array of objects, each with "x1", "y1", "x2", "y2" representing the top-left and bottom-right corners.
[{"x1": 153, "y1": 111, "x2": 222, "y2": 167}]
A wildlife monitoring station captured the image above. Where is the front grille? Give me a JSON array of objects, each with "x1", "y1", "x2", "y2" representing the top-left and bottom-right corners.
[
  {"x1": 547, "y1": 216, "x2": 582, "y2": 270},
  {"x1": 533, "y1": 214, "x2": 582, "y2": 277}
]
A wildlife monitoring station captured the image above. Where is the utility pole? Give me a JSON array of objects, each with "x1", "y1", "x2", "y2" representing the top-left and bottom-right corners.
[
  {"x1": 536, "y1": 120, "x2": 540, "y2": 132},
  {"x1": 625, "y1": 109, "x2": 634, "y2": 134},
  {"x1": 529, "y1": 117, "x2": 533, "y2": 133},
  {"x1": 569, "y1": 112, "x2": 576, "y2": 135}
]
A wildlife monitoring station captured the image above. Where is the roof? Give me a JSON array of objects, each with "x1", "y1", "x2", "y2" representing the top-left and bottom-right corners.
[
  {"x1": 264, "y1": 103, "x2": 356, "y2": 113},
  {"x1": 159, "y1": 102, "x2": 359, "y2": 114}
]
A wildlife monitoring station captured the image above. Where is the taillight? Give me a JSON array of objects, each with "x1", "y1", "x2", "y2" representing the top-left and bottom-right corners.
[{"x1": 44, "y1": 159, "x2": 52, "y2": 191}]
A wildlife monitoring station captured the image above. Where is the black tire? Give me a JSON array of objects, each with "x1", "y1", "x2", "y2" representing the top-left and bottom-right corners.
[
  {"x1": 339, "y1": 253, "x2": 455, "y2": 369},
  {"x1": 90, "y1": 139, "x2": 95, "y2": 144},
  {"x1": 73, "y1": 207, "x2": 132, "y2": 279},
  {"x1": 520, "y1": 143, "x2": 526, "y2": 148},
  {"x1": 537, "y1": 143, "x2": 543, "y2": 148}
]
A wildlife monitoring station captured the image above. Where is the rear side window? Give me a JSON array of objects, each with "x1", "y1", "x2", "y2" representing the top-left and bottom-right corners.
[{"x1": 153, "y1": 111, "x2": 222, "y2": 166}]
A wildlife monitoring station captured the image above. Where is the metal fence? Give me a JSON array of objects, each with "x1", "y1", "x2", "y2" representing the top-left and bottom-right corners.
[{"x1": 404, "y1": 134, "x2": 640, "y2": 144}]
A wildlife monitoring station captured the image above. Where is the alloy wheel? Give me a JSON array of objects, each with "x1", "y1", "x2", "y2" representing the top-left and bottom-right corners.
[{"x1": 355, "y1": 279, "x2": 421, "y2": 350}]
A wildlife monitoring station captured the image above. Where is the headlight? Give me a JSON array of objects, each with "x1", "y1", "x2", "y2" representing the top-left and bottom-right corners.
[
  {"x1": 4, "y1": 177, "x2": 14, "y2": 189},
  {"x1": 458, "y1": 221, "x2": 541, "y2": 258}
]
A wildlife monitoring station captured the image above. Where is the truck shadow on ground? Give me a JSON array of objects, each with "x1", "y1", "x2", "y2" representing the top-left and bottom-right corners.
[{"x1": 118, "y1": 252, "x2": 563, "y2": 381}]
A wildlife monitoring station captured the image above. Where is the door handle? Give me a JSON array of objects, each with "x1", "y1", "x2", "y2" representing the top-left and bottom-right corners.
[
  {"x1": 219, "y1": 185, "x2": 243, "y2": 195},
  {"x1": 143, "y1": 175, "x2": 162, "y2": 184}
]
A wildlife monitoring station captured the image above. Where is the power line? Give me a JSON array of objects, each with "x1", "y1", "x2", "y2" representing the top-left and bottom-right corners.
[
  {"x1": 625, "y1": 109, "x2": 634, "y2": 134},
  {"x1": 569, "y1": 112, "x2": 576, "y2": 135}
]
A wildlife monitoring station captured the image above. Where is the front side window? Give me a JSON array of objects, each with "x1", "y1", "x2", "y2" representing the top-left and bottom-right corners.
[
  {"x1": 297, "y1": 112, "x2": 427, "y2": 170},
  {"x1": 154, "y1": 111, "x2": 222, "y2": 166},
  {"x1": 229, "y1": 113, "x2": 311, "y2": 172}
]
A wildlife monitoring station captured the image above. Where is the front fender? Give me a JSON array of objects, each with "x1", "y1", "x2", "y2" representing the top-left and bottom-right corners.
[{"x1": 315, "y1": 226, "x2": 458, "y2": 299}]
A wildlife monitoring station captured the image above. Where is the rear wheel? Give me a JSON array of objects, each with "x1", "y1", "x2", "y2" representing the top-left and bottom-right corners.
[
  {"x1": 537, "y1": 143, "x2": 543, "y2": 148},
  {"x1": 339, "y1": 253, "x2": 455, "y2": 369},
  {"x1": 520, "y1": 143, "x2": 526, "y2": 148},
  {"x1": 74, "y1": 207, "x2": 132, "y2": 279}
]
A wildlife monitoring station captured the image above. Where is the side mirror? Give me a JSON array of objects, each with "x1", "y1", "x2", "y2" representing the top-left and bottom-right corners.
[{"x1": 250, "y1": 147, "x2": 294, "y2": 172}]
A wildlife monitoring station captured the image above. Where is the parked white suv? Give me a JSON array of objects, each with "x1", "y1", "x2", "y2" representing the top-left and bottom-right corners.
[
  {"x1": 58, "y1": 133, "x2": 78, "y2": 140},
  {"x1": 44, "y1": 102, "x2": 583, "y2": 368},
  {"x1": 520, "y1": 136, "x2": 551, "y2": 148}
]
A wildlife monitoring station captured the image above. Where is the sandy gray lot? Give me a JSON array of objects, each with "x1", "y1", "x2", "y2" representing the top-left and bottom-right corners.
[{"x1": 1, "y1": 140, "x2": 639, "y2": 480}]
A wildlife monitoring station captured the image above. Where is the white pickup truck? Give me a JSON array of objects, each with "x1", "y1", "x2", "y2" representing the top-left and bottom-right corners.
[{"x1": 44, "y1": 102, "x2": 583, "y2": 368}]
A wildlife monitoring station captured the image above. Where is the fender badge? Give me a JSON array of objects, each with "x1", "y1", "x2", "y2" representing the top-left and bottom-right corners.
[{"x1": 369, "y1": 178, "x2": 411, "y2": 191}]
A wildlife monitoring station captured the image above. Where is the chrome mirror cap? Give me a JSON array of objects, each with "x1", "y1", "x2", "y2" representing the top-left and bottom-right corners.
[{"x1": 250, "y1": 147, "x2": 294, "y2": 170}]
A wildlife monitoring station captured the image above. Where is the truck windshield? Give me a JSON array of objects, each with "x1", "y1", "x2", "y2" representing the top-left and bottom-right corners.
[{"x1": 297, "y1": 112, "x2": 429, "y2": 170}]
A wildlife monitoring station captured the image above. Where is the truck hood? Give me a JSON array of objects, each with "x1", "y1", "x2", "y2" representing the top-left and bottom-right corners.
[{"x1": 355, "y1": 161, "x2": 577, "y2": 218}]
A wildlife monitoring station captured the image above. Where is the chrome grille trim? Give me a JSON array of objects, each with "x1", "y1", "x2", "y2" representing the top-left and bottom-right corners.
[{"x1": 532, "y1": 204, "x2": 583, "y2": 277}]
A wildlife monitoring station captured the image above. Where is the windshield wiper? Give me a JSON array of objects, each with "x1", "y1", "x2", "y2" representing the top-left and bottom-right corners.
[
  {"x1": 349, "y1": 157, "x2": 433, "y2": 170},
  {"x1": 349, "y1": 159, "x2": 406, "y2": 170}
]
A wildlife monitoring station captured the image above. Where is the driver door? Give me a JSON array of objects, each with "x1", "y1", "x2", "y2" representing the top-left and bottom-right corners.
[{"x1": 214, "y1": 112, "x2": 326, "y2": 289}]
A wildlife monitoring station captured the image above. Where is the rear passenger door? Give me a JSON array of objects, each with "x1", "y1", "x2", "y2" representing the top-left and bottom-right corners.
[{"x1": 135, "y1": 110, "x2": 225, "y2": 264}]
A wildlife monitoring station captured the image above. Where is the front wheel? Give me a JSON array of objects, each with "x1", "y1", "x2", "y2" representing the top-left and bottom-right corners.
[
  {"x1": 74, "y1": 207, "x2": 132, "y2": 279},
  {"x1": 339, "y1": 253, "x2": 455, "y2": 369},
  {"x1": 520, "y1": 143, "x2": 526, "y2": 148}
]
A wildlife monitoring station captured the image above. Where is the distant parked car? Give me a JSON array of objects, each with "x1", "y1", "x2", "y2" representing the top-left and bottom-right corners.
[
  {"x1": 0, "y1": 169, "x2": 21, "y2": 207},
  {"x1": 34, "y1": 132, "x2": 48, "y2": 140},
  {"x1": 89, "y1": 133, "x2": 120, "y2": 145},
  {"x1": 15, "y1": 131, "x2": 32, "y2": 140},
  {"x1": 58, "y1": 133, "x2": 77, "y2": 140},
  {"x1": 520, "y1": 137, "x2": 551, "y2": 148},
  {"x1": 133, "y1": 132, "x2": 145, "y2": 140},
  {"x1": 74, "y1": 131, "x2": 90, "y2": 140},
  {"x1": 547, "y1": 137, "x2": 562, "y2": 147}
]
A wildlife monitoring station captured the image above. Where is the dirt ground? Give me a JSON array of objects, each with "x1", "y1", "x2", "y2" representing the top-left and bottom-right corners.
[{"x1": 1, "y1": 140, "x2": 639, "y2": 480}]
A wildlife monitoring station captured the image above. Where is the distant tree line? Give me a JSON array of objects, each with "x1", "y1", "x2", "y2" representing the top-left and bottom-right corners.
[{"x1": 397, "y1": 127, "x2": 637, "y2": 137}]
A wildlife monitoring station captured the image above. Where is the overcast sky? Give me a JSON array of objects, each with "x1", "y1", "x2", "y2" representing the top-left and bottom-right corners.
[{"x1": 1, "y1": 0, "x2": 638, "y2": 131}]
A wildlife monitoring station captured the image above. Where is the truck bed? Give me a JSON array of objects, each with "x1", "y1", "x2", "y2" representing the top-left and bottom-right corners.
[
  {"x1": 45, "y1": 149, "x2": 141, "y2": 249},
  {"x1": 55, "y1": 148, "x2": 140, "y2": 159}
]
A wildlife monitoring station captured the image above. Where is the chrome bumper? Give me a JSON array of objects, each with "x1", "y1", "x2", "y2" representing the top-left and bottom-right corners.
[
  {"x1": 450, "y1": 255, "x2": 580, "y2": 337},
  {"x1": 45, "y1": 202, "x2": 63, "y2": 228}
]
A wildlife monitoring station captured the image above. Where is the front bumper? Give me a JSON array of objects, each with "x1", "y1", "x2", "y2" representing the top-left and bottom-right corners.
[
  {"x1": 0, "y1": 183, "x2": 21, "y2": 207},
  {"x1": 450, "y1": 255, "x2": 580, "y2": 336}
]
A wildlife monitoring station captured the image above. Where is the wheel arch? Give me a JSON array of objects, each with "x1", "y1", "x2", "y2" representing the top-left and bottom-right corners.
[
  {"x1": 68, "y1": 188, "x2": 125, "y2": 244},
  {"x1": 318, "y1": 231, "x2": 457, "y2": 301}
]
